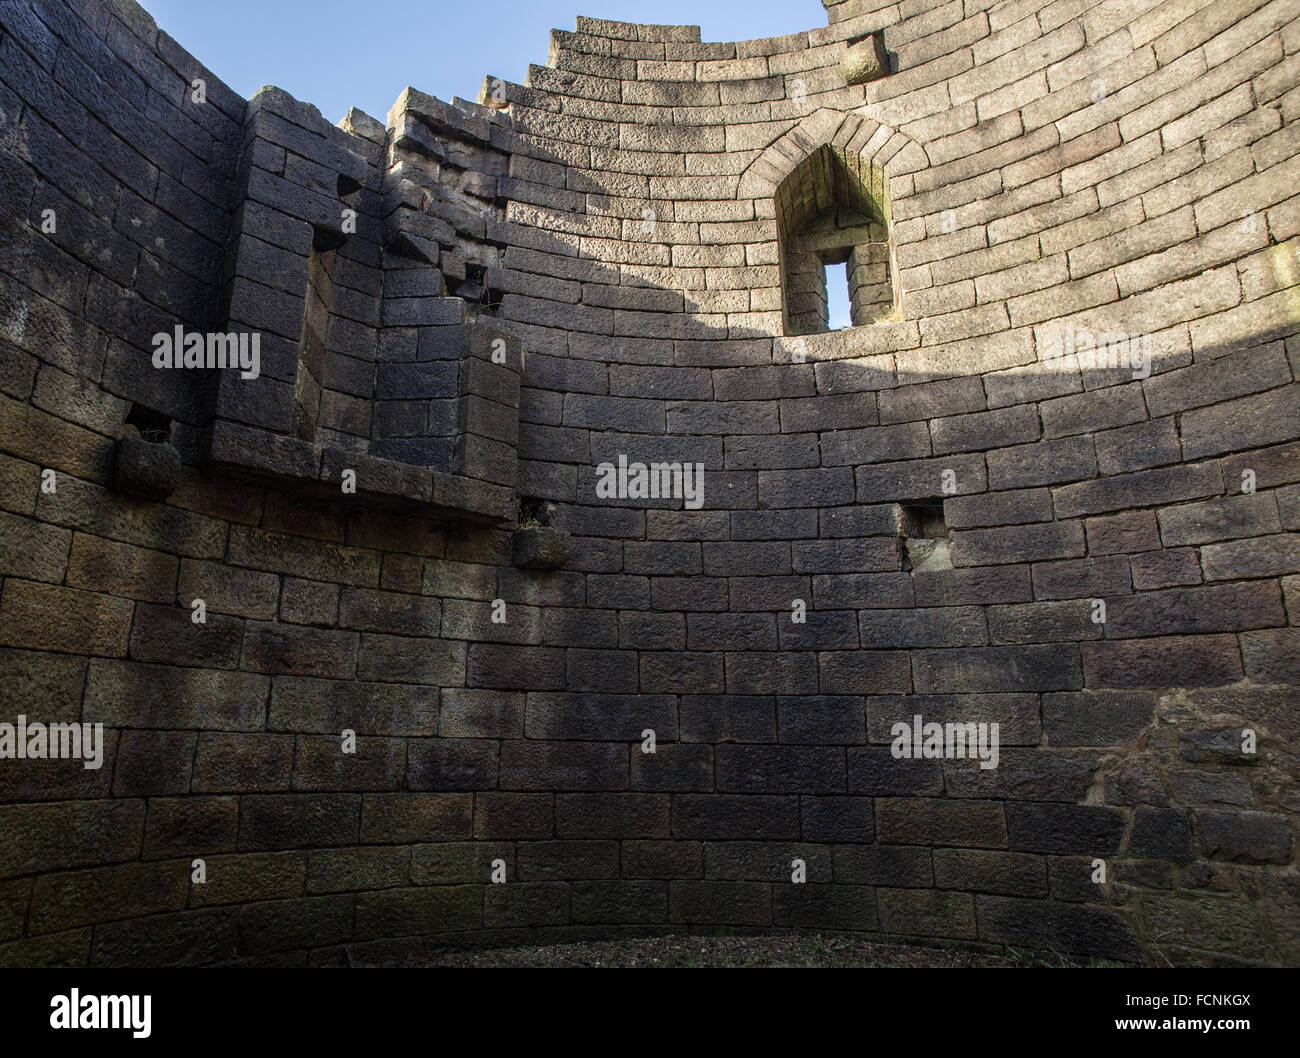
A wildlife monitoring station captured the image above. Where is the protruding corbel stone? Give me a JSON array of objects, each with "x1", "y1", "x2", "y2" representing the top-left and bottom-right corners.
[
  {"x1": 841, "y1": 32, "x2": 889, "y2": 86},
  {"x1": 113, "y1": 434, "x2": 181, "y2": 501},
  {"x1": 512, "y1": 526, "x2": 571, "y2": 569}
]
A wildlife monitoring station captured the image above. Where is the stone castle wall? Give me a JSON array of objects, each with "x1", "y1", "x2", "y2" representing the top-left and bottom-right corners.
[{"x1": 0, "y1": 0, "x2": 1296, "y2": 965}]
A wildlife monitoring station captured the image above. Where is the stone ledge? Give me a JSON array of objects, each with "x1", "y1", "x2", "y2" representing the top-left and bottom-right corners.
[{"x1": 204, "y1": 421, "x2": 513, "y2": 523}]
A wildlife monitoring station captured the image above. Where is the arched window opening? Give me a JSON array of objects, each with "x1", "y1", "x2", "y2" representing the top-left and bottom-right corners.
[{"x1": 776, "y1": 144, "x2": 896, "y2": 335}]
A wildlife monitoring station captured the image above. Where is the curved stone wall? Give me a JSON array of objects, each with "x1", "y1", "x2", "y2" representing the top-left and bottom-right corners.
[{"x1": 0, "y1": 0, "x2": 1295, "y2": 966}]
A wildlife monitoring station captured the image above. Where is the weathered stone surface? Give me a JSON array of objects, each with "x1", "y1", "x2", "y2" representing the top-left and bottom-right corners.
[
  {"x1": 977, "y1": 896, "x2": 1141, "y2": 962},
  {"x1": 1140, "y1": 895, "x2": 1267, "y2": 961},
  {"x1": 511, "y1": 525, "x2": 572, "y2": 569},
  {"x1": 1, "y1": 0, "x2": 1296, "y2": 970},
  {"x1": 0, "y1": 581, "x2": 133, "y2": 657},
  {"x1": 932, "y1": 849, "x2": 1047, "y2": 898},
  {"x1": 113, "y1": 436, "x2": 181, "y2": 501},
  {"x1": 877, "y1": 885, "x2": 977, "y2": 939},
  {"x1": 875, "y1": 798, "x2": 1007, "y2": 849},
  {"x1": 1196, "y1": 811, "x2": 1293, "y2": 865},
  {"x1": 1129, "y1": 807, "x2": 1192, "y2": 863},
  {"x1": 1006, "y1": 804, "x2": 1125, "y2": 855},
  {"x1": 840, "y1": 33, "x2": 888, "y2": 86},
  {"x1": 1043, "y1": 691, "x2": 1154, "y2": 747},
  {"x1": 1179, "y1": 729, "x2": 1261, "y2": 766},
  {"x1": 0, "y1": 801, "x2": 145, "y2": 878}
]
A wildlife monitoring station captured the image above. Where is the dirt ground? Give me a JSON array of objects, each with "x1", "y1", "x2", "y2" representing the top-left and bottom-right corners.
[{"x1": 414, "y1": 934, "x2": 1032, "y2": 968}]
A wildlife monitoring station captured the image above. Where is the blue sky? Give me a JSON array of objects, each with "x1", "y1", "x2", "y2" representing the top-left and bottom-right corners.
[
  {"x1": 142, "y1": 0, "x2": 850, "y2": 327},
  {"x1": 143, "y1": 0, "x2": 833, "y2": 125}
]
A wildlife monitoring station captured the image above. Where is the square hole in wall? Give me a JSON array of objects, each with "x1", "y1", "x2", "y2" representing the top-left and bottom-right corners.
[
  {"x1": 900, "y1": 499, "x2": 951, "y2": 572},
  {"x1": 125, "y1": 403, "x2": 171, "y2": 443}
]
